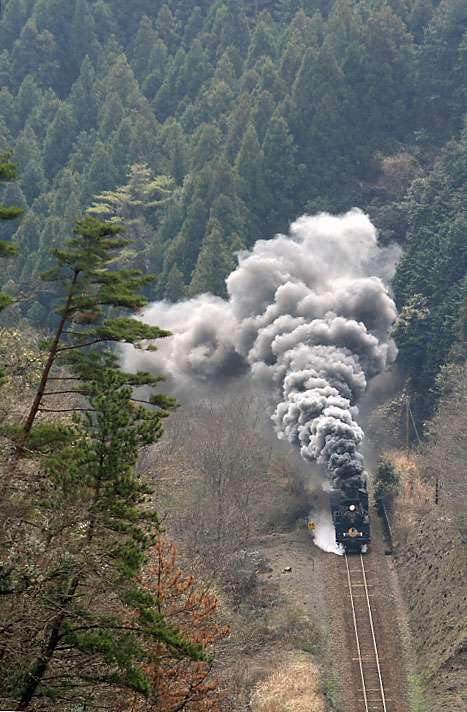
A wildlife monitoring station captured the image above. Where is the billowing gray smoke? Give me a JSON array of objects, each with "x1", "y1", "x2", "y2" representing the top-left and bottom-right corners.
[{"x1": 123, "y1": 210, "x2": 399, "y2": 493}]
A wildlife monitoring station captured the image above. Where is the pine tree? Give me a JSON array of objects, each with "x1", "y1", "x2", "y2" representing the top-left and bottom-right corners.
[
  {"x1": 175, "y1": 38, "x2": 212, "y2": 104},
  {"x1": 110, "y1": 117, "x2": 134, "y2": 181},
  {"x1": 164, "y1": 262, "x2": 187, "y2": 302},
  {"x1": 141, "y1": 39, "x2": 169, "y2": 101},
  {"x1": 359, "y1": 5, "x2": 414, "y2": 145},
  {"x1": 9, "y1": 18, "x2": 59, "y2": 91},
  {"x1": 190, "y1": 123, "x2": 221, "y2": 172},
  {"x1": 42, "y1": 102, "x2": 79, "y2": 180},
  {"x1": 0, "y1": 87, "x2": 18, "y2": 138},
  {"x1": 251, "y1": 89, "x2": 275, "y2": 144},
  {"x1": 0, "y1": 368, "x2": 203, "y2": 711},
  {"x1": 128, "y1": 113, "x2": 160, "y2": 168},
  {"x1": 4, "y1": 211, "x2": 42, "y2": 293},
  {"x1": 189, "y1": 218, "x2": 235, "y2": 299},
  {"x1": 157, "y1": 119, "x2": 187, "y2": 186},
  {"x1": 258, "y1": 57, "x2": 287, "y2": 102},
  {"x1": 155, "y1": 4, "x2": 181, "y2": 55},
  {"x1": 225, "y1": 94, "x2": 251, "y2": 164},
  {"x1": 16, "y1": 75, "x2": 43, "y2": 128},
  {"x1": 246, "y1": 12, "x2": 278, "y2": 69},
  {"x1": 79, "y1": 140, "x2": 117, "y2": 207},
  {"x1": 69, "y1": 55, "x2": 102, "y2": 132},
  {"x1": 205, "y1": 79, "x2": 235, "y2": 124},
  {"x1": 70, "y1": 0, "x2": 100, "y2": 77},
  {"x1": 0, "y1": 152, "x2": 24, "y2": 312},
  {"x1": 209, "y1": 0, "x2": 250, "y2": 60},
  {"x1": 235, "y1": 124, "x2": 265, "y2": 246},
  {"x1": 1, "y1": 216, "x2": 170, "y2": 490},
  {"x1": 104, "y1": 53, "x2": 146, "y2": 113},
  {"x1": 279, "y1": 34, "x2": 305, "y2": 85},
  {"x1": 416, "y1": 0, "x2": 467, "y2": 139},
  {"x1": 163, "y1": 197, "x2": 209, "y2": 284},
  {"x1": 132, "y1": 14, "x2": 158, "y2": 82},
  {"x1": 87, "y1": 164, "x2": 174, "y2": 272},
  {"x1": 261, "y1": 114, "x2": 298, "y2": 234}
]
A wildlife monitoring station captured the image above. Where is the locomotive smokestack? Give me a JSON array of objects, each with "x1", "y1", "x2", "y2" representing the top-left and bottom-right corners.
[{"x1": 123, "y1": 210, "x2": 399, "y2": 495}]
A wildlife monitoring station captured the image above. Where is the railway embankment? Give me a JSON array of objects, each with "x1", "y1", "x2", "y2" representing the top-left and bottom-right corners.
[
  {"x1": 392, "y1": 513, "x2": 467, "y2": 711},
  {"x1": 323, "y1": 509, "x2": 411, "y2": 712}
]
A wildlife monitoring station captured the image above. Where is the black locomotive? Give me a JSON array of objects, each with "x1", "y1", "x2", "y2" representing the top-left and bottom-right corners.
[{"x1": 330, "y1": 484, "x2": 370, "y2": 552}]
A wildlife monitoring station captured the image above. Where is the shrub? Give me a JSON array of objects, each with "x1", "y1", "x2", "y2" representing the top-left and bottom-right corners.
[{"x1": 373, "y1": 456, "x2": 400, "y2": 515}]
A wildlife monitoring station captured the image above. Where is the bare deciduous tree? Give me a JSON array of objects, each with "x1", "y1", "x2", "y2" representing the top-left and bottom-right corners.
[{"x1": 141, "y1": 390, "x2": 274, "y2": 588}]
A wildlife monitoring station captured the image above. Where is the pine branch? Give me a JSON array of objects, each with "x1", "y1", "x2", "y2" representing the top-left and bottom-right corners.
[
  {"x1": 42, "y1": 390, "x2": 93, "y2": 397},
  {"x1": 38, "y1": 407, "x2": 94, "y2": 413},
  {"x1": 56, "y1": 339, "x2": 102, "y2": 352}
]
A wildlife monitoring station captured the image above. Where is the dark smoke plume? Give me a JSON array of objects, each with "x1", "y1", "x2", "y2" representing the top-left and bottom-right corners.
[{"x1": 122, "y1": 210, "x2": 399, "y2": 494}]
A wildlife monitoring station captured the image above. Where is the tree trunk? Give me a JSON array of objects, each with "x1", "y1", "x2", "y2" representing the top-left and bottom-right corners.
[
  {"x1": 0, "y1": 270, "x2": 79, "y2": 499},
  {"x1": 17, "y1": 576, "x2": 80, "y2": 709}
]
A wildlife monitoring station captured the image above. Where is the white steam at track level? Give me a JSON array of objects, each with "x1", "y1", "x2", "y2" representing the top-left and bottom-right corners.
[{"x1": 123, "y1": 209, "x2": 400, "y2": 495}]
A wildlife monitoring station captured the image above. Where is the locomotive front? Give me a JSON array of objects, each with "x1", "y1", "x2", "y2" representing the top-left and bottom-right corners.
[{"x1": 330, "y1": 485, "x2": 371, "y2": 552}]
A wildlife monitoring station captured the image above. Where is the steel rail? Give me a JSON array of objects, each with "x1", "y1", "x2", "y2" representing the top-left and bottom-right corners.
[
  {"x1": 345, "y1": 552, "x2": 370, "y2": 712},
  {"x1": 344, "y1": 552, "x2": 388, "y2": 711},
  {"x1": 360, "y1": 554, "x2": 388, "y2": 711}
]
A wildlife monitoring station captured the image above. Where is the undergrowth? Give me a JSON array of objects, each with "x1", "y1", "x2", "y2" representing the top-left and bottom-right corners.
[{"x1": 408, "y1": 674, "x2": 428, "y2": 712}]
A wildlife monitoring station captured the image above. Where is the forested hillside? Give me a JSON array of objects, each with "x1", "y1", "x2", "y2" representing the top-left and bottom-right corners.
[
  {"x1": 0, "y1": 3, "x2": 466, "y2": 710},
  {"x1": 0, "y1": 0, "x2": 465, "y2": 418}
]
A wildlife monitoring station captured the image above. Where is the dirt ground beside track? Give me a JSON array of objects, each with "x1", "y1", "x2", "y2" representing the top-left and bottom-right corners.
[{"x1": 248, "y1": 511, "x2": 412, "y2": 711}]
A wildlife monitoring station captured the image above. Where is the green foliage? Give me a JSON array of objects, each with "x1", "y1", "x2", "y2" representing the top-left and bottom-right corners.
[
  {"x1": 1, "y1": 422, "x2": 74, "y2": 453},
  {"x1": 373, "y1": 456, "x2": 400, "y2": 515},
  {"x1": 0, "y1": 151, "x2": 23, "y2": 231},
  {"x1": 392, "y1": 294, "x2": 430, "y2": 372},
  {"x1": 189, "y1": 218, "x2": 235, "y2": 298},
  {"x1": 323, "y1": 671, "x2": 340, "y2": 712},
  {"x1": 0, "y1": 0, "x2": 465, "y2": 423},
  {"x1": 87, "y1": 164, "x2": 174, "y2": 274},
  {"x1": 0, "y1": 202, "x2": 205, "y2": 709},
  {"x1": 8, "y1": 215, "x2": 172, "y2": 462},
  {"x1": 163, "y1": 262, "x2": 186, "y2": 302},
  {"x1": 408, "y1": 674, "x2": 429, "y2": 712},
  {"x1": 393, "y1": 130, "x2": 467, "y2": 416},
  {"x1": 0, "y1": 367, "x2": 201, "y2": 711},
  {"x1": 0, "y1": 151, "x2": 23, "y2": 319},
  {"x1": 416, "y1": 0, "x2": 467, "y2": 140}
]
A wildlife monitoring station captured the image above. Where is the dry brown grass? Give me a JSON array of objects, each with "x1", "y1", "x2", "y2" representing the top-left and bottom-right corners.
[
  {"x1": 384, "y1": 450, "x2": 435, "y2": 542},
  {"x1": 391, "y1": 451, "x2": 434, "y2": 505},
  {"x1": 250, "y1": 658, "x2": 324, "y2": 712}
]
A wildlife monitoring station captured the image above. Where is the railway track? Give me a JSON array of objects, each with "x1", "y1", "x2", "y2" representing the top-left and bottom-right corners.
[{"x1": 344, "y1": 552, "x2": 389, "y2": 711}]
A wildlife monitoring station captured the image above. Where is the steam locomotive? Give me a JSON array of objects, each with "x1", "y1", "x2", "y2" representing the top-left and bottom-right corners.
[{"x1": 330, "y1": 483, "x2": 370, "y2": 552}]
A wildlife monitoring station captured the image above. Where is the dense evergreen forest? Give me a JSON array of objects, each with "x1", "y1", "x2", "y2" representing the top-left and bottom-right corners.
[
  {"x1": 0, "y1": 2, "x2": 466, "y2": 710},
  {"x1": 0, "y1": 0, "x2": 466, "y2": 410}
]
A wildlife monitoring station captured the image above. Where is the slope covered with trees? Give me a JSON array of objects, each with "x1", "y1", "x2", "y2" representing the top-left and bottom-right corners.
[
  {"x1": 0, "y1": 215, "x2": 218, "y2": 710},
  {"x1": 0, "y1": 4, "x2": 465, "y2": 708},
  {"x1": 0, "y1": 0, "x2": 465, "y2": 420}
]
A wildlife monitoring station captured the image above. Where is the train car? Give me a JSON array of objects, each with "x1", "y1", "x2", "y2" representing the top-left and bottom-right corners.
[{"x1": 330, "y1": 484, "x2": 370, "y2": 552}]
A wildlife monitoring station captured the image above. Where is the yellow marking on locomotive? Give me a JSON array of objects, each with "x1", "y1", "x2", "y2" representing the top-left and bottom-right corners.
[{"x1": 348, "y1": 527, "x2": 358, "y2": 537}]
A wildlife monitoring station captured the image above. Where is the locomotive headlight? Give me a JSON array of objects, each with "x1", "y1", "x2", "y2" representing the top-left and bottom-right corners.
[{"x1": 349, "y1": 504, "x2": 356, "y2": 511}]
